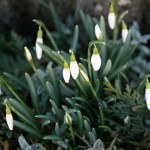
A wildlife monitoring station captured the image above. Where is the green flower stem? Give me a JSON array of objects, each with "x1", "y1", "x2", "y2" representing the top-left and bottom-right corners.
[
  {"x1": 29, "y1": 61, "x2": 46, "y2": 89},
  {"x1": 69, "y1": 124, "x2": 75, "y2": 145},
  {"x1": 87, "y1": 41, "x2": 105, "y2": 82},
  {"x1": 136, "y1": 74, "x2": 150, "y2": 91},
  {"x1": 75, "y1": 79, "x2": 88, "y2": 98},
  {"x1": 0, "y1": 76, "x2": 27, "y2": 107},
  {"x1": 74, "y1": 132, "x2": 92, "y2": 148},
  {"x1": 87, "y1": 81, "x2": 99, "y2": 101}
]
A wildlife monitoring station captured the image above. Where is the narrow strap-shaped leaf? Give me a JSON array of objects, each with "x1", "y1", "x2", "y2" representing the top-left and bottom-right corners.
[
  {"x1": 71, "y1": 25, "x2": 79, "y2": 53},
  {"x1": 47, "y1": 66, "x2": 60, "y2": 100},
  {"x1": 60, "y1": 80, "x2": 75, "y2": 96},
  {"x1": 46, "y1": 82, "x2": 59, "y2": 106},
  {"x1": 87, "y1": 15, "x2": 94, "y2": 40},
  {"x1": 25, "y1": 73, "x2": 40, "y2": 114},
  {"x1": 50, "y1": 100, "x2": 62, "y2": 122},
  {"x1": 5, "y1": 99, "x2": 39, "y2": 131},
  {"x1": 43, "y1": 135, "x2": 62, "y2": 140},
  {"x1": 3, "y1": 72, "x2": 27, "y2": 88},
  {"x1": 39, "y1": 43, "x2": 63, "y2": 66},
  {"x1": 84, "y1": 120, "x2": 91, "y2": 138},
  {"x1": 14, "y1": 120, "x2": 42, "y2": 139},
  {"x1": 77, "y1": 111, "x2": 83, "y2": 135}
]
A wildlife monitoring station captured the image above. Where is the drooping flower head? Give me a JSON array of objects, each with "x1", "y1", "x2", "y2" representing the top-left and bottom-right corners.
[
  {"x1": 63, "y1": 61, "x2": 70, "y2": 83},
  {"x1": 95, "y1": 24, "x2": 102, "y2": 41},
  {"x1": 36, "y1": 27, "x2": 43, "y2": 59},
  {"x1": 70, "y1": 53, "x2": 79, "y2": 79},
  {"x1": 108, "y1": 5, "x2": 116, "y2": 30},
  {"x1": 145, "y1": 79, "x2": 150, "y2": 110},
  {"x1": 122, "y1": 21, "x2": 128, "y2": 43},
  {"x1": 6, "y1": 106, "x2": 13, "y2": 130},
  {"x1": 24, "y1": 46, "x2": 32, "y2": 61},
  {"x1": 91, "y1": 46, "x2": 101, "y2": 71}
]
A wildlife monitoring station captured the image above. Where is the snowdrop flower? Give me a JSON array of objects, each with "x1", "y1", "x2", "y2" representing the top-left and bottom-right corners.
[
  {"x1": 6, "y1": 106, "x2": 13, "y2": 130},
  {"x1": 24, "y1": 46, "x2": 32, "y2": 61},
  {"x1": 145, "y1": 79, "x2": 150, "y2": 110},
  {"x1": 124, "y1": 116, "x2": 130, "y2": 125},
  {"x1": 122, "y1": 21, "x2": 128, "y2": 43},
  {"x1": 63, "y1": 61, "x2": 70, "y2": 83},
  {"x1": 91, "y1": 47, "x2": 101, "y2": 71},
  {"x1": 95, "y1": 24, "x2": 102, "y2": 40},
  {"x1": 70, "y1": 54, "x2": 79, "y2": 79},
  {"x1": 36, "y1": 27, "x2": 43, "y2": 59},
  {"x1": 65, "y1": 112, "x2": 72, "y2": 125},
  {"x1": 80, "y1": 70, "x2": 89, "y2": 82},
  {"x1": 108, "y1": 5, "x2": 116, "y2": 30}
]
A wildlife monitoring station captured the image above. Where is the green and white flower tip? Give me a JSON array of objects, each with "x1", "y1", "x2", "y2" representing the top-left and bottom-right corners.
[
  {"x1": 122, "y1": 21, "x2": 128, "y2": 43},
  {"x1": 63, "y1": 61, "x2": 70, "y2": 83},
  {"x1": 65, "y1": 112, "x2": 72, "y2": 126},
  {"x1": 70, "y1": 54, "x2": 79, "y2": 79},
  {"x1": 24, "y1": 46, "x2": 32, "y2": 61},
  {"x1": 91, "y1": 47, "x2": 101, "y2": 71},
  {"x1": 145, "y1": 79, "x2": 150, "y2": 110},
  {"x1": 36, "y1": 26, "x2": 43, "y2": 60},
  {"x1": 108, "y1": 5, "x2": 116, "y2": 30},
  {"x1": 6, "y1": 106, "x2": 13, "y2": 130},
  {"x1": 124, "y1": 116, "x2": 130, "y2": 125},
  {"x1": 80, "y1": 70, "x2": 89, "y2": 82},
  {"x1": 95, "y1": 24, "x2": 102, "y2": 40}
]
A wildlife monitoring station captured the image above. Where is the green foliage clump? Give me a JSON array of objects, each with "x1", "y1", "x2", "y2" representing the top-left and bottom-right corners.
[{"x1": 0, "y1": 1, "x2": 150, "y2": 149}]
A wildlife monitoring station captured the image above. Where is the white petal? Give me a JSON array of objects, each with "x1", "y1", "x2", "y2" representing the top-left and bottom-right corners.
[
  {"x1": 108, "y1": 13, "x2": 116, "y2": 29},
  {"x1": 145, "y1": 89, "x2": 150, "y2": 110},
  {"x1": 70, "y1": 61, "x2": 79, "y2": 79},
  {"x1": 24, "y1": 46, "x2": 32, "y2": 61},
  {"x1": 63, "y1": 68, "x2": 70, "y2": 83},
  {"x1": 122, "y1": 28, "x2": 128, "y2": 42},
  {"x1": 80, "y1": 70, "x2": 89, "y2": 82},
  {"x1": 36, "y1": 38, "x2": 43, "y2": 59},
  {"x1": 95, "y1": 24, "x2": 102, "y2": 40},
  {"x1": 91, "y1": 54, "x2": 101, "y2": 71},
  {"x1": 6, "y1": 114, "x2": 13, "y2": 130}
]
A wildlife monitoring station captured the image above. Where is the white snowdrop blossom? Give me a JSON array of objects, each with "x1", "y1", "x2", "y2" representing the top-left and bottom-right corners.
[
  {"x1": 24, "y1": 46, "x2": 32, "y2": 61},
  {"x1": 145, "y1": 79, "x2": 150, "y2": 110},
  {"x1": 95, "y1": 24, "x2": 102, "y2": 40},
  {"x1": 36, "y1": 27, "x2": 43, "y2": 59},
  {"x1": 63, "y1": 61, "x2": 70, "y2": 83},
  {"x1": 91, "y1": 47, "x2": 101, "y2": 71},
  {"x1": 108, "y1": 5, "x2": 116, "y2": 30},
  {"x1": 70, "y1": 54, "x2": 79, "y2": 79},
  {"x1": 6, "y1": 107, "x2": 13, "y2": 130},
  {"x1": 122, "y1": 21, "x2": 128, "y2": 43},
  {"x1": 65, "y1": 112, "x2": 72, "y2": 125},
  {"x1": 80, "y1": 70, "x2": 89, "y2": 82}
]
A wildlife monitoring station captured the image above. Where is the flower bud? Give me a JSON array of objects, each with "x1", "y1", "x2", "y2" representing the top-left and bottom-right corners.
[
  {"x1": 65, "y1": 112, "x2": 72, "y2": 126},
  {"x1": 6, "y1": 106, "x2": 13, "y2": 130},
  {"x1": 70, "y1": 54, "x2": 79, "y2": 79},
  {"x1": 80, "y1": 70, "x2": 89, "y2": 82},
  {"x1": 95, "y1": 24, "x2": 102, "y2": 40},
  {"x1": 108, "y1": 5, "x2": 116, "y2": 30},
  {"x1": 63, "y1": 61, "x2": 70, "y2": 83},
  {"x1": 122, "y1": 21, "x2": 128, "y2": 43},
  {"x1": 36, "y1": 27, "x2": 43, "y2": 59},
  {"x1": 91, "y1": 47, "x2": 101, "y2": 71},
  {"x1": 145, "y1": 79, "x2": 150, "y2": 110},
  {"x1": 24, "y1": 46, "x2": 32, "y2": 61},
  {"x1": 124, "y1": 116, "x2": 130, "y2": 125}
]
